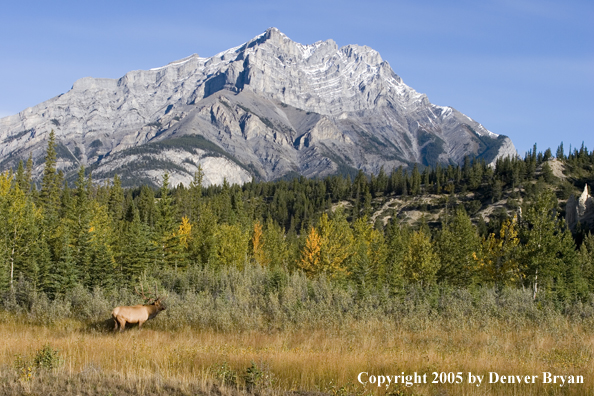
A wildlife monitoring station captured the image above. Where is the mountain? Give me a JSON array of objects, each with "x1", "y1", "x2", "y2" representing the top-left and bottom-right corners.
[{"x1": 0, "y1": 28, "x2": 516, "y2": 187}]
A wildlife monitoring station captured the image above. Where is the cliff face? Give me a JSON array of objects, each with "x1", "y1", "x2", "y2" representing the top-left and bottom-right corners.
[{"x1": 0, "y1": 28, "x2": 516, "y2": 187}]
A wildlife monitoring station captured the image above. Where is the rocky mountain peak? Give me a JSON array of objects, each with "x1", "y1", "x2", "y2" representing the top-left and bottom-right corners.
[{"x1": 0, "y1": 28, "x2": 516, "y2": 188}]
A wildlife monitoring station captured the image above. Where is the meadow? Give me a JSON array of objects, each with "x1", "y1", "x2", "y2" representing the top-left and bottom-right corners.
[{"x1": 0, "y1": 265, "x2": 592, "y2": 396}]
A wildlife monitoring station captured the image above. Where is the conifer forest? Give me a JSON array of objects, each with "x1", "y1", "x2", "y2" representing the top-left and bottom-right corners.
[{"x1": 3, "y1": 132, "x2": 593, "y2": 303}]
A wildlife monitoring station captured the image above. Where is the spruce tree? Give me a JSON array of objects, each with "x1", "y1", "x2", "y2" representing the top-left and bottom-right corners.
[
  {"x1": 521, "y1": 190, "x2": 576, "y2": 299},
  {"x1": 119, "y1": 206, "x2": 154, "y2": 285},
  {"x1": 50, "y1": 228, "x2": 77, "y2": 297},
  {"x1": 108, "y1": 174, "x2": 125, "y2": 223},
  {"x1": 436, "y1": 209, "x2": 480, "y2": 287}
]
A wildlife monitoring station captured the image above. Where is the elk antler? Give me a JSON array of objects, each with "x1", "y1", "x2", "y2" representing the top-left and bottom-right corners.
[{"x1": 135, "y1": 284, "x2": 155, "y2": 304}]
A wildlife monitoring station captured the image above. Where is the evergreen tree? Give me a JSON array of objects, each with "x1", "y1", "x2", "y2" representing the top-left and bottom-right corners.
[
  {"x1": 349, "y1": 217, "x2": 387, "y2": 298},
  {"x1": 541, "y1": 162, "x2": 554, "y2": 182},
  {"x1": 384, "y1": 218, "x2": 409, "y2": 294},
  {"x1": 189, "y1": 166, "x2": 204, "y2": 221},
  {"x1": 39, "y1": 130, "x2": 61, "y2": 221},
  {"x1": 436, "y1": 208, "x2": 480, "y2": 287},
  {"x1": 491, "y1": 179, "x2": 503, "y2": 203},
  {"x1": 521, "y1": 190, "x2": 577, "y2": 299},
  {"x1": 137, "y1": 185, "x2": 156, "y2": 226},
  {"x1": 50, "y1": 227, "x2": 77, "y2": 297},
  {"x1": 262, "y1": 218, "x2": 289, "y2": 268},
  {"x1": 154, "y1": 173, "x2": 182, "y2": 269},
  {"x1": 108, "y1": 174, "x2": 125, "y2": 223},
  {"x1": 411, "y1": 164, "x2": 421, "y2": 195},
  {"x1": 70, "y1": 166, "x2": 93, "y2": 286},
  {"x1": 119, "y1": 206, "x2": 155, "y2": 285},
  {"x1": 578, "y1": 233, "x2": 594, "y2": 293},
  {"x1": 188, "y1": 203, "x2": 219, "y2": 266}
]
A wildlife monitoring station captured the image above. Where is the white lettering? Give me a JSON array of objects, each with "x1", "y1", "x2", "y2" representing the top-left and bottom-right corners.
[
  {"x1": 543, "y1": 372, "x2": 552, "y2": 384},
  {"x1": 489, "y1": 372, "x2": 499, "y2": 383},
  {"x1": 357, "y1": 372, "x2": 368, "y2": 385}
]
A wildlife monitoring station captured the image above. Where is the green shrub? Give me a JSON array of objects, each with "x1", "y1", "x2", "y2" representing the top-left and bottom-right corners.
[{"x1": 34, "y1": 344, "x2": 63, "y2": 370}]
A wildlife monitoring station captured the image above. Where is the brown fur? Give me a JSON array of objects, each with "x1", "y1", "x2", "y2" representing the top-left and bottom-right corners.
[{"x1": 112, "y1": 300, "x2": 166, "y2": 331}]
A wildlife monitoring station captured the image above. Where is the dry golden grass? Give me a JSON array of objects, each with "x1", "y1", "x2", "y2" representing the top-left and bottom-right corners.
[{"x1": 0, "y1": 315, "x2": 592, "y2": 395}]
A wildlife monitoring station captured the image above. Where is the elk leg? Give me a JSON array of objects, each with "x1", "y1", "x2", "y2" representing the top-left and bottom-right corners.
[
  {"x1": 113, "y1": 318, "x2": 119, "y2": 331},
  {"x1": 118, "y1": 318, "x2": 126, "y2": 332},
  {"x1": 138, "y1": 320, "x2": 145, "y2": 330}
]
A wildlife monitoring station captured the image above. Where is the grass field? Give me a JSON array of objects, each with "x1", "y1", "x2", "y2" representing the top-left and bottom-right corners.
[{"x1": 0, "y1": 313, "x2": 592, "y2": 396}]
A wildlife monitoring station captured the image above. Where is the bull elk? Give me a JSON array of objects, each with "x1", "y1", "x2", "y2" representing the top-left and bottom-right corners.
[{"x1": 112, "y1": 284, "x2": 166, "y2": 331}]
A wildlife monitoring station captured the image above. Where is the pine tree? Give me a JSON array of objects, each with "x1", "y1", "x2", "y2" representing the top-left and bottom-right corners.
[
  {"x1": 50, "y1": 227, "x2": 77, "y2": 297},
  {"x1": 521, "y1": 190, "x2": 576, "y2": 299},
  {"x1": 188, "y1": 203, "x2": 219, "y2": 266},
  {"x1": 137, "y1": 185, "x2": 156, "y2": 226},
  {"x1": 86, "y1": 202, "x2": 116, "y2": 288},
  {"x1": 436, "y1": 208, "x2": 480, "y2": 287},
  {"x1": 578, "y1": 233, "x2": 594, "y2": 293},
  {"x1": 189, "y1": 166, "x2": 204, "y2": 222},
  {"x1": 384, "y1": 218, "x2": 409, "y2": 295},
  {"x1": 154, "y1": 173, "x2": 181, "y2": 269},
  {"x1": 262, "y1": 217, "x2": 288, "y2": 268},
  {"x1": 70, "y1": 166, "x2": 93, "y2": 286},
  {"x1": 108, "y1": 174, "x2": 125, "y2": 223},
  {"x1": 541, "y1": 162, "x2": 554, "y2": 182},
  {"x1": 39, "y1": 130, "x2": 61, "y2": 221},
  {"x1": 119, "y1": 206, "x2": 155, "y2": 285},
  {"x1": 349, "y1": 217, "x2": 387, "y2": 298},
  {"x1": 411, "y1": 164, "x2": 421, "y2": 195},
  {"x1": 24, "y1": 153, "x2": 34, "y2": 196}
]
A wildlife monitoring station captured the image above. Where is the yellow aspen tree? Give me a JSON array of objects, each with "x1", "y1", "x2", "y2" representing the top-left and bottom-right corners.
[
  {"x1": 402, "y1": 229, "x2": 440, "y2": 287},
  {"x1": 299, "y1": 226, "x2": 322, "y2": 276},
  {"x1": 473, "y1": 216, "x2": 521, "y2": 286},
  {"x1": 317, "y1": 212, "x2": 353, "y2": 278},
  {"x1": 216, "y1": 223, "x2": 249, "y2": 269},
  {"x1": 0, "y1": 172, "x2": 42, "y2": 289},
  {"x1": 251, "y1": 220, "x2": 265, "y2": 265},
  {"x1": 176, "y1": 216, "x2": 192, "y2": 249}
]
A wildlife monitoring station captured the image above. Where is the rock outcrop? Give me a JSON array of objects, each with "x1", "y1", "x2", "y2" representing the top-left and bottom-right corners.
[
  {"x1": 0, "y1": 28, "x2": 517, "y2": 187},
  {"x1": 566, "y1": 185, "x2": 594, "y2": 232}
]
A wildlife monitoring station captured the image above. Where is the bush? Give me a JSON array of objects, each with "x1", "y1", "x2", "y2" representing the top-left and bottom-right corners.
[
  {"x1": 33, "y1": 345, "x2": 62, "y2": 370},
  {"x1": 0, "y1": 264, "x2": 593, "y2": 334}
]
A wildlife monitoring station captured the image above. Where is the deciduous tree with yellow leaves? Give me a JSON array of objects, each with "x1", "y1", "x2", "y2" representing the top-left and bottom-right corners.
[{"x1": 473, "y1": 216, "x2": 521, "y2": 287}]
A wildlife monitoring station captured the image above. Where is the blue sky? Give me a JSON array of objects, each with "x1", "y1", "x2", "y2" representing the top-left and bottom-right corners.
[{"x1": 1, "y1": 0, "x2": 592, "y2": 155}]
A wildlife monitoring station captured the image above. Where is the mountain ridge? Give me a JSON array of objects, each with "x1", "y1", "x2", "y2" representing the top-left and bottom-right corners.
[{"x1": 0, "y1": 27, "x2": 516, "y2": 187}]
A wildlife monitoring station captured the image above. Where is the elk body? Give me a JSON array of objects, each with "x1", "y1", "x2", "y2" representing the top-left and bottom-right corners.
[{"x1": 112, "y1": 285, "x2": 166, "y2": 331}]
